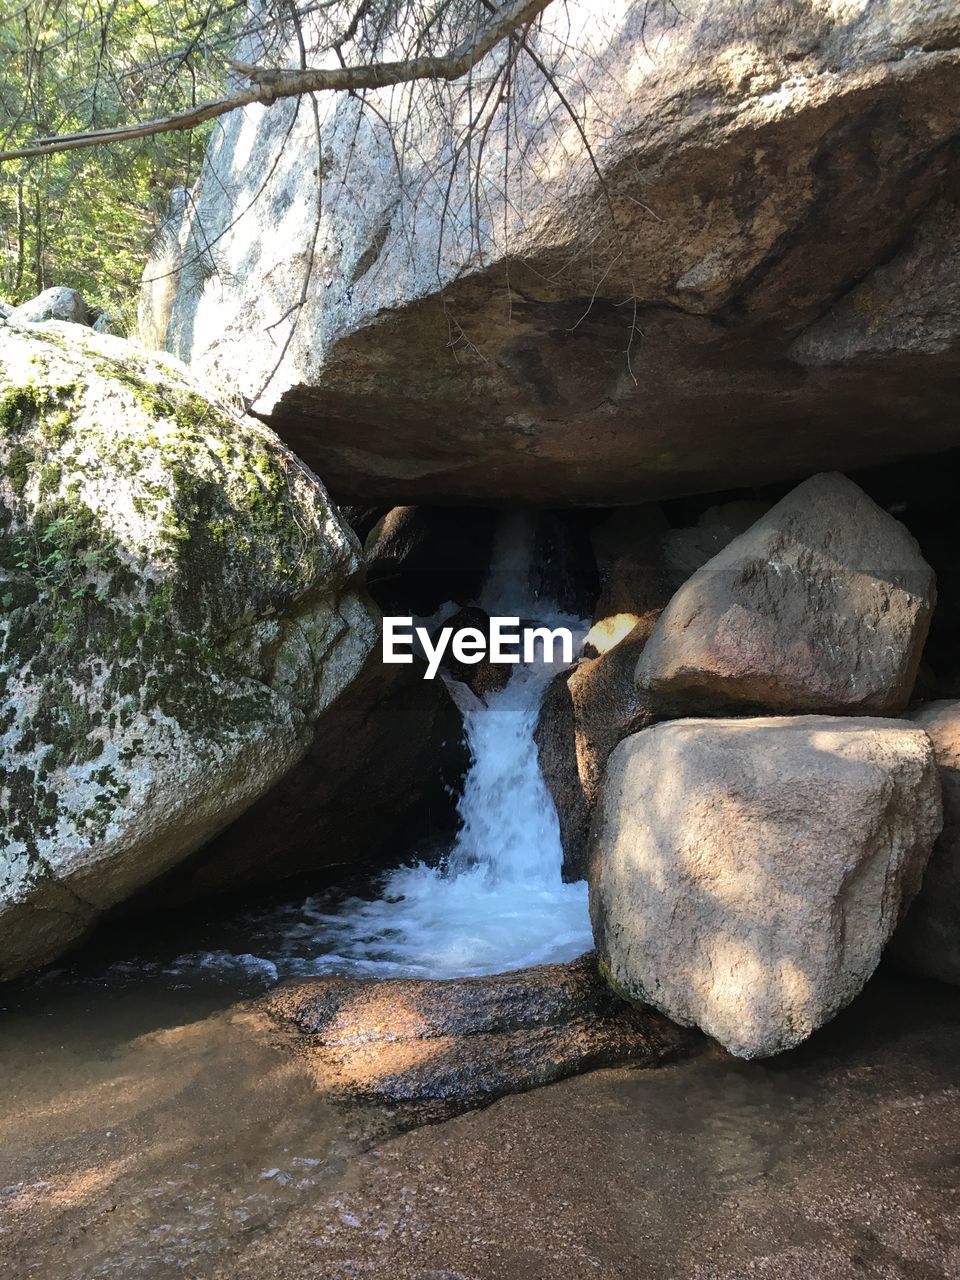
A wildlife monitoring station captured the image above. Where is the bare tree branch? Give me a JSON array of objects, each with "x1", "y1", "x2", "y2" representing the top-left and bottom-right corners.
[{"x1": 0, "y1": 0, "x2": 551, "y2": 162}]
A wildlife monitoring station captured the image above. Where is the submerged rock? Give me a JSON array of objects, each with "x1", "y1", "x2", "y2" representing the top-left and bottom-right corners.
[
  {"x1": 637, "y1": 473, "x2": 935, "y2": 717},
  {"x1": 893, "y1": 700, "x2": 960, "y2": 985},
  {"x1": 260, "y1": 952, "x2": 693, "y2": 1117},
  {"x1": 153, "y1": 1, "x2": 960, "y2": 503},
  {"x1": 590, "y1": 716, "x2": 942, "y2": 1059},
  {"x1": 0, "y1": 322, "x2": 377, "y2": 978}
]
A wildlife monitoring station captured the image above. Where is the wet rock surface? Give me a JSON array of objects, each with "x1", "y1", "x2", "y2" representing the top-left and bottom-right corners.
[
  {"x1": 536, "y1": 636, "x2": 655, "y2": 881},
  {"x1": 212, "y1": 975, "x2": 960, "y2": 1280},
  {"x1": 260, "y1": 952, "x2": 694, "y2": 1117},
  {"x1": 2, "y1": 964, "x2": 959, "y2": 1280}
]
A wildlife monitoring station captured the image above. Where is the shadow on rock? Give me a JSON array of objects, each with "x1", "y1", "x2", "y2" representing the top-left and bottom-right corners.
[{"x1": 256, "y1": 952, "x2": 697, "y2": 1121}]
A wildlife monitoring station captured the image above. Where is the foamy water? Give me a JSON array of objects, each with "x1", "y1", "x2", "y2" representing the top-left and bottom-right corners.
[{"x1": 104, "y1": 514, "x2": 594, "y2": 986}]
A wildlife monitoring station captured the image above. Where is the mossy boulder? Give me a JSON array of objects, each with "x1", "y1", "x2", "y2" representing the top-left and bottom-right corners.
[{"x1": 0, "y1": 320, "x2": 378, "y2": 979}]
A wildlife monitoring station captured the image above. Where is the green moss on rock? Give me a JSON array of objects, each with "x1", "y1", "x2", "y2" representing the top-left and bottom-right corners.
[{"x1": 1, "y1": 323, "x2": 364, "y2": 868}]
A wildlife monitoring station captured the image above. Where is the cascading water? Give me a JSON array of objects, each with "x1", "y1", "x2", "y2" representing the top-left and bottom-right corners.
[
  {"x1": 266, "y1": 511, "x2": 593, "y2": 978},
  {"x1": 100, "y1": 513, "x2": 594, "y2": 986}
]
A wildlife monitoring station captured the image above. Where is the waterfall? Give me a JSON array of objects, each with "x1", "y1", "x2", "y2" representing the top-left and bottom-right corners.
[
  {"x1": 282, "y1": 511, "x2": 592, "y2": 978},
  {"x1": 155, "y1": 513, "x2": 594, "y2": 984}
]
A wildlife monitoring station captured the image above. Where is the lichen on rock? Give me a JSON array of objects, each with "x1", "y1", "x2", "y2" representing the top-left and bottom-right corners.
[{"x1": 0, "y1": 320, "x2": 377, "y2": 979}]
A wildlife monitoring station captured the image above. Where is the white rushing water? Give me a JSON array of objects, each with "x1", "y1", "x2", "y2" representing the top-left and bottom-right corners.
[{"x1": 118, "y1": 513, "x2": 593, "y2": 986}]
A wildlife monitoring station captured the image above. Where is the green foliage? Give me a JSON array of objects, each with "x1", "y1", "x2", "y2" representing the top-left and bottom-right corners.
[
  {"x1": 9, "y1": 501, "x2": 113, "y2": 610},
  {"x1": 0, "y1": 0, "x2": 241, "y2": 329}
]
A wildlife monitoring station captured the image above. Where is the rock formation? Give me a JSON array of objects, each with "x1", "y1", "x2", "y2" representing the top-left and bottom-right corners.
[
  {"x1": 260, "y1": 951, "x2": 693, "y2": 1117},
  {"x1": 589, "y1": 716, "x2": 943, "y2": 1058},
  {"x1": 9, "y1": 287, "x2": 90, "y2": 327},
  {"x1": 364, "y1": 506, "x2": 495, "y2": 616},
  {"x1": 435, "y1": 606, "x2": 510, "y2": 701},
  {"x1": 636, "y1": 473, "x2": 935, "y2": 717},
  {"x1": 150, "y1": 0, "x2": 960, "y2": 504},
  {"x1": 156, "y1": 652, "x2": 468, "y2": 901},
  {"x1": 893, "y1": 700, "x2": 960, "y2": 985},
  {"x1": 0, "y1": 321, "x2": 372, "y2": 977},
  {"x1": 536, "y1": 631, "x2": 654, "y2": 881}
]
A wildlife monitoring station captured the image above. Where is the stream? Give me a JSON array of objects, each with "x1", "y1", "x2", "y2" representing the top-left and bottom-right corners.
[{"x1": 2, "y1": 514, "x2": 958, "y2": 1278}]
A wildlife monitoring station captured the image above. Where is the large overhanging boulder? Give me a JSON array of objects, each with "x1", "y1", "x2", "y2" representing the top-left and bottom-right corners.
[
  {"x1": 0, "y1": 320, "x2": 378, "y2": 979},
  {"x1": 147, "y1": 0, "x2": 960, "y2": 503}
]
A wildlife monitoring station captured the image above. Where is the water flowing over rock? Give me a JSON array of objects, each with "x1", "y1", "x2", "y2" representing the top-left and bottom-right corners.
[
  {"x1": 260, "y1": 952, "x2": 693, "y2": 1117},
  {"x1": 589, "y1": 716, "x2": 942, "y2": 1059},
  {"x1": 151, "y1": 0, "x2": 960, "y2": 503},
  {"x1": 269, "y1": 511, "x2": 594, "y2": 980},
  {"x1": 892, "y1": 700, "x2": 960, "y2": 985},
  {"x1": 0, "y1": 321, "x2": 377, "y2": 979},
  {"x1": 636, "y1": 473, "x2": 935, "y2": 717}
]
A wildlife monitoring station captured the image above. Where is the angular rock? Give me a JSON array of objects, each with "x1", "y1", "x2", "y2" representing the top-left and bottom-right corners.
[
  {"x1": 590, "y1": 716, "x2": 942, "y2": 1058},
  {"x1": 436, "y1": 605, "x2": 509, "y2": 700},
  {"x1": 536, "y1": 631, "x2": 655, "y2": 881},
  {"x1": 636, "y1": 473, "x2": 935, "y2": 716},
  {"x1": 0, "y1": 322, "x2": 377, "y2": 979},
  {"x1": 261, "y1": 952, "x2": 693, "y2": 1117},
  {"x1": 154, "y1": 1, "x2": 960, "y2": 503},
  {"x1": 588, "y1": 501, "x2": 772, "y2": 650},
  {"x1": 893, "y1": 700, "x2": 960, "y2": 984},
  {"x1": 660, "y1": 501, "x2": 772, "y2": 586},
  {"x1": 9, "y1": 286, "x2": 89, "y2": 327}
]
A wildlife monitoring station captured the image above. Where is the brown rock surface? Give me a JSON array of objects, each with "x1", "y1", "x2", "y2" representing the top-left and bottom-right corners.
[
  {"x1": 260, "y1": 952, "x2": 691, "y2": 1116},
  {"x1": 206, "y1": 977, "x2": 960, "y2": 1280},
  {"x1": 436, "y1": 606, "x2": 510, "y2": 700},
  {"x1": 636, "y1": 473, "x2": 935, "y2": 716},
  {"x1": 590, "y1": 715, "x2": 942, "y2": 1058},
  {"x1": 893, "y1": 699, "x2": 960, "y2": 984},
  {"x1": 536, "y1": 632, "x2": 655, "y2": 881},
  {"x1": 1, "y1": 962, "x2": 958, "y2": 1279}
]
